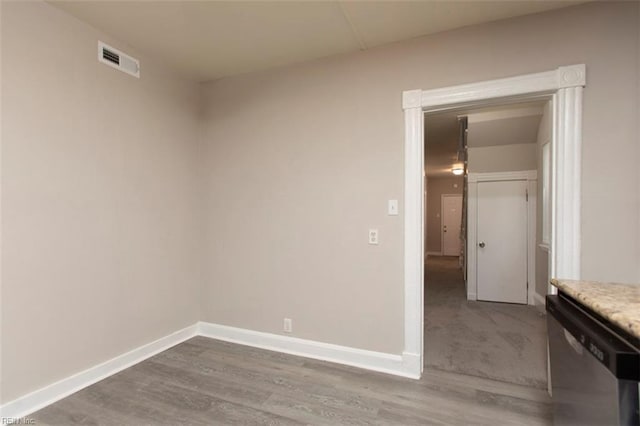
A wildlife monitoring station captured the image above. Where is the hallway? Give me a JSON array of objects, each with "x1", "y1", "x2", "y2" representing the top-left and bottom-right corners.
[{"x1": 424, "y1": 256, "x2": 548, "y2": 388}]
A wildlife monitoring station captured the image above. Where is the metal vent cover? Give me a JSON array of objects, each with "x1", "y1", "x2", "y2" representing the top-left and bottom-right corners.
[{"x1": 98, "y1": 41, "x2": 139, "y2": 78}]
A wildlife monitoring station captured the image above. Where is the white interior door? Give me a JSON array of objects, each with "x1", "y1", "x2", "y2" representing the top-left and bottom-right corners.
[
  {"x1": 477, "y1": 180, "x2": 527, "y2": 304},
  {"x1": 442, "y1": 194, "x2": 463, "y2": 256}
]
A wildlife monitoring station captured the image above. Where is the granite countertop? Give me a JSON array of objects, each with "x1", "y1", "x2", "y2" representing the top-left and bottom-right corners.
[{"x1": 551, "y1": 279, "x2": 640, "y2": 340}]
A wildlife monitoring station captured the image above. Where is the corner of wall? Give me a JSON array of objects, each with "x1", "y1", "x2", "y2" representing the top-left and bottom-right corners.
[{"x1": 0, "y1": 0, "x2": 5, "y2": 407}]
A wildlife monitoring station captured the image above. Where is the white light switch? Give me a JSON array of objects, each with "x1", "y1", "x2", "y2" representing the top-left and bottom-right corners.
[
  {"x1": 388, "y1": 199, "x2": 399, "y2": 216},
  {"x1": 368, "y1": 229, "x2": 379, "y2": 245}
]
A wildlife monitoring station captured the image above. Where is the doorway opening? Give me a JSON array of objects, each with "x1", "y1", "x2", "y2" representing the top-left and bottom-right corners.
[
  {"x1": 424, "y1": 100, "x2": 549, "y2": 387},
  {"x1": 441, "y1": 194, "x2": 463, "y2": 257},
  {"x1": 399, "y1": 65, "x2": 585, "y2": 381}
]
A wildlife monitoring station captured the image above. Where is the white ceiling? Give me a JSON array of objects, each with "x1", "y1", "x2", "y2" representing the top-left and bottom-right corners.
[
  {"x1": 50, "y1": 0, "x2": 585, "y2": 82},
  {"x1": 425, "y1": 101, "x2": 545, "y2": 177}
]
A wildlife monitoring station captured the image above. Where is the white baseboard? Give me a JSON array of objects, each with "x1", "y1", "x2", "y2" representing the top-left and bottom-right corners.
[
  {"x1": 1, "y1": 322, "x2": 420, "y2": 419},
  {"x1": 0, "y1": 324, "x2": 198, "y2": 420},
  {"x1": 400, "y1": 351, "x2": 422, "y2": 377},
  {"x1": 197, "y1": 322, "x2": 419, "y2": 379},
  {"x1": 534, "y1": 292, "x2": 547, "y2": 313},
  {"x1": 467, "y1": 291, "x2": 477, "y2": 301}
]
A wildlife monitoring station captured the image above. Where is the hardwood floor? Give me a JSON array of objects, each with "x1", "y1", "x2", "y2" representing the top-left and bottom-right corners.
[{"x1": 31, "y1": 336, "x2": 552, "y2": 425}]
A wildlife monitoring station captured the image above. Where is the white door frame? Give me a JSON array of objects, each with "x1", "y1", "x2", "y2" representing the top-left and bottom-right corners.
[
  {"x1": 441, "y1": 194, "x2": 463, "y2": 256},
  {"x1": 467, "y1": 171, "x2": 537, "y2": 305},
  {"x1": 401, "y1": 64, "x2": 585, "y2": 379}
]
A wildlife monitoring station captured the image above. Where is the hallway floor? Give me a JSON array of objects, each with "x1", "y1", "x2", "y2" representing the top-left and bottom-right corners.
[{"x1": 424, "y1": 256, "x2": 548, "y2": 388}]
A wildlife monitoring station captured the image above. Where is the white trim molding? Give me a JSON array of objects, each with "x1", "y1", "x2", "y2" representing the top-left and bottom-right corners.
[
  {"x1": 534, "y1": 292, "x2": 547, "y2": 308},
  {"x1": 527, "y1": 178, "x2": 538, "y2": 306},
  {"x1": 403, "y1": 95, "x2": 425, "y2": 377},
  {"x1": 466, "y1": 170, "x2": 537, "y2": 305},
  {"x1": 198, "y1": 322, "x2": 420, "y2": 380},
  {"x1": 1, "y1": 322, "x2": 421, "y2": 419},
  {"x1": 467, "y1": 170, "x2": 538, "y2": 183},
  {"x1": 403, "y1": 64, "x2": 585, "y2": 378},
  {"x1": 0, "y1": 324, "x2": 198, "y2": 420},
  {"x1": 415, "y1": 64, "x2": 585, "y2": 111},
  {"x1": 534, "y1": 292, "x2": 548, "y2": 315},
  {"x1": 551, "y1": 86, "x2": 582, "y2": 282}
]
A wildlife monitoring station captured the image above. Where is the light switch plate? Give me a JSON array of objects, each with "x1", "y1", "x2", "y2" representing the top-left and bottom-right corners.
[{"x1": 388, "y1": 200, "x2": 399, "y2": 215}]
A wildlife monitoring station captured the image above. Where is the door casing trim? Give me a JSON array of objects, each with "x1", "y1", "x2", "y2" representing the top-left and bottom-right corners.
[{"x1": 402, "y1": 64, "x2": 585, "y2": 378}]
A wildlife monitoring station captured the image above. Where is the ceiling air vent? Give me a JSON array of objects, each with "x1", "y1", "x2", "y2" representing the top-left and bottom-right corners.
[{"x1": 98, "y1": 41, "x2": 140, "y2": 78}]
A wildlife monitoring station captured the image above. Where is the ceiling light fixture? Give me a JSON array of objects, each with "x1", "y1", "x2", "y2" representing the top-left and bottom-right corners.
[{"x1": 452, "y1": 167, "x2": 464, "y2": 176}]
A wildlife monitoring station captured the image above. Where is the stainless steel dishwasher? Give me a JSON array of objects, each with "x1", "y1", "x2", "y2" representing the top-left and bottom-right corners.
[{"x1": 547, "y1": 293, "x2": 640, "y2": 425}]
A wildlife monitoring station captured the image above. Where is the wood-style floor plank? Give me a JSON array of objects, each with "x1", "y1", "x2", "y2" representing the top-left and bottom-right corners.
[{"x1": 31, "y1": 336, "x2": 552, "y2": 425}]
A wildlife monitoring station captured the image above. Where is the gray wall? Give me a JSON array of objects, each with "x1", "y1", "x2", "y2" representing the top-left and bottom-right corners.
[
  {"x1": 2, "y1": 0, "x2": 639, "y2": 406},
  {"x1": 467, "y1": 144, "x2": 537, "y2": 173},
  {"x1": 1, "y1": 1, "x2": 202, "y2": 402},
  {"x1": 426, "y1": 177, "x2": 465, "y2": 253},
  {"x1": 200, "y1": 2, "x2": 640, "y2": 355}
]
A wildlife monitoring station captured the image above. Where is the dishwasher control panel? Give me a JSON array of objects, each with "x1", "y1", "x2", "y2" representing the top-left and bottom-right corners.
[{"x1": 547, "y1": 294, "x2": 639, "y2": 381}]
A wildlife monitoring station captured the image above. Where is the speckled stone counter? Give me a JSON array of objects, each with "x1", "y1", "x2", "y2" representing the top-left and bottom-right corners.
[{"x1": 551, "y1": 279, "x2": 640, "y2": 341}]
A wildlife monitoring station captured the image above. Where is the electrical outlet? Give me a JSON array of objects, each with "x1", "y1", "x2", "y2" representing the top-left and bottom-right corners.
[
  {"x1": 283, "y1": 318, "x2": 292, "y2": 333},
  {"x1": 368, "y1": 229, "x2": 379, "y2": 245}
]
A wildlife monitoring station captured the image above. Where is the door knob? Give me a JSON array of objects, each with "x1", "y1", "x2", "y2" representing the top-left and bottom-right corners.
[{"x1": 478, "y1": 242, "x2": 486, "y2": 248}]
